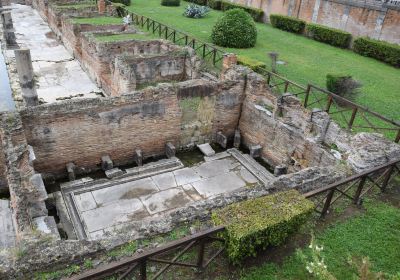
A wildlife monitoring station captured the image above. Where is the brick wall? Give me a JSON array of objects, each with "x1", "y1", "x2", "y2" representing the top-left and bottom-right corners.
[
  {"x1": 19, "y1": 79, "x2": 245, "y2": 176},
  {"x1": 229, "y1": 0, "x2": 400, "y2": 44}
]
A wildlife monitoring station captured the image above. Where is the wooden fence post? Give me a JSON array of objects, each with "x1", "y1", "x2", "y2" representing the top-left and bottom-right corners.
[
  {"x1": 353, "y1": 176, "x2": 367, "y2": 205},
  {"x1": 321, "y1": 189, "x2": 335, "y2": 218},
  {"x1": 304, "y1": 84, "x2": 311, "y2": 108},
  {"x1": 381, "y1": 165, "x2": 395, "y2": 192}
]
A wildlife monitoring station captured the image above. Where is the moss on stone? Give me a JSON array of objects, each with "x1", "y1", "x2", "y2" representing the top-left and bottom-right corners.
[{"x1": 212, "y1": 189, "x2": 315, "y2": 263}]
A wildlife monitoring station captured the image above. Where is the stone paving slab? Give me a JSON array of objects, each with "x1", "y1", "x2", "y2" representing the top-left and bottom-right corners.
[
  {"x1": 141, "y1": 187, "x2": 193, "y2": 215},
  {"x1": 75, "y1": 192, "x2": 97, "y2": 212},
  {"x1": 81, "y1": 198, "x2": 149, "y2": 233},
  {"x1": 7, "y1": 4, "x2": 101, "y2": 103},
  {"x1": 191, "y1": 172, "x2": 246, "y2": 198},
  {"x1": 91, "y1": 177, "x2": 158, "y2": 206},
  {"x1": 173, "y1": 168, "x2": 202, "y2": 186},
  {"x1": 151, "y1": 172, "x2": 177, "y2": 190},
  {"x1": 193, "y1": 158, "x2": 237, "y2": 179},
  {"x1": 197, "y1": 143, "x2": 215, "y2": 156}
]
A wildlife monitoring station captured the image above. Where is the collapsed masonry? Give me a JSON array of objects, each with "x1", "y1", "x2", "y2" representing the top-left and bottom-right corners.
[{"x1": 0, "y1": 0, "x2": 399, "y2": 278}]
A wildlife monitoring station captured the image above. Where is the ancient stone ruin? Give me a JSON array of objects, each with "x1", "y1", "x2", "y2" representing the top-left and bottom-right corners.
[{"x1": 0, "y1": 0, "x2": 399, "y2": 278}]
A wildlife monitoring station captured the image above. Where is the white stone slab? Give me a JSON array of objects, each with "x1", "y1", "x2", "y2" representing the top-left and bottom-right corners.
[
  {"x1": 197, "y1": 143, "x2": 215, "y2": 157},
  {"x1": 193, "y1": 158, "x2": 234, "y2": 178},
  {"x1": 141, "y1": 188, "x2": 192, "y2": 215},
  {"x1": 92, "y1": 177, "x2": 158, "y2": 205},
  {"x1": 151, "y1": 172, "x2": 177, "y2": 190},
  {"x1": 192, "y1": 172, "x2": 246, "y2": 198},
  {"x1": 75, "y1": 192, "x2": 98, "y2": 212},
  {"x1": 81, "y1": 198, "x2": 148, "y2": 232},
  {"x1": 239, "y1": 167, "x2": 259, "y2": 184},
  {"x1": 173, "y1": 168, "x2": 202, "y2": 186},
  {"x1": 182, "y1": 184, "x2": 202, "y2": 201}
]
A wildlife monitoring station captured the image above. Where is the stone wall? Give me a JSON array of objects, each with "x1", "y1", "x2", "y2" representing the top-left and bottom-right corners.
[
  {"x1": 0, "y1": 129, "x2": 7, "y2": 194},
  {"x1": 19, "y1": 78, "x2": 245, "y2": 177},
  {"x1": 228, "y1": 0, "x2": 400, "y2": 44}
]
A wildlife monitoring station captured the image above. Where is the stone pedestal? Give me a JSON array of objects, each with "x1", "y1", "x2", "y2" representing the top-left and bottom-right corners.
[
  {"x1": 134, "y1": 149, "x2": 143, "y2": 167},
  {"x1": 66, "y1": 162, "x2": 76, "y2": 181},
  {"x1": 274, "y1": 164, "x2": 288, "y2": 176},
  {"x1": 249, "y1": 144, "x2": 262, "y2": 158},
  {"x1": 216, "y1": 131, "x2": 227, "y2": 149},
  {"x1": 233, "y1": 129, "x2": 241, "y2": 149},
  {"x1": 165, "y1": 142, "x2": 176, "y2": 158},
  {"x1": 101, "y1": 155, "x2": 113, "y2": 171}
]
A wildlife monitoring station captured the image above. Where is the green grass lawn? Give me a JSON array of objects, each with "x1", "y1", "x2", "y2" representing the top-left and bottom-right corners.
[
  {"x1": 71, "y1": 16, "x2": 123, "y2": 25},
  {"x1": 241, "y1": 201, "x2": 400, "y2": 280},
  {"x1": 126, "y1": 0, "x2": 400, "y2": 123}
]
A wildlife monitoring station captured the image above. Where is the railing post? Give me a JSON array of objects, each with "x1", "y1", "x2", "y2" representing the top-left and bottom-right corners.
[
  {"x1": 139, "y1": 260, "x2": 147, "y2": 280},
  {"x1": 202, "y1": 44, "x2": 206, "y2": 59},
  {"x1": 304, "y1": 84, "x2": 311, "y2": 108},
  {"x1": 266, "y1": 72, "x2": 271, "y2": 85},
  {"x1": 284, "y1": 81, "x2": 289, "y2": 93},
  {"x1": 197, "y1": 239, "x2": 205, "y2": 272},
  {"x1": 165, "y1": 26, "x2": 168, "y2": 39},
  {"x1": 395, "y1": 129, "x2": 400, "y2": 143},
  {"x1": 321, "y1": 189, "x2": 335, "y2": 218},
  {"x1": 326, "y1": 95, "x2": 333, "y2": 113},
  {"x1": 353, "y1": 176, "x2": 367, "y2": 205},
  {"x1": 173, "y1": 30, "x2": 176, "y2": 43},
  {"x1": 348, "y1": 107, "x2": 358, "y2": 130},
  {"x1": 381, "y1": 165, "x2": 395, "y2": 192},
  {"x1": 212, "y1": 49, "x2": 217, "y2": 65},
  {"x1": 185, "y1": 35, "x2": 188, "y2": 45}
]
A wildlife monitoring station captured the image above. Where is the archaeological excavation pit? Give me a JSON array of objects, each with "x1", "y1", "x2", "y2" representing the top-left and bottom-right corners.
[{"x1": 0, "y1": 1, "x2": 399, "y2": 278}]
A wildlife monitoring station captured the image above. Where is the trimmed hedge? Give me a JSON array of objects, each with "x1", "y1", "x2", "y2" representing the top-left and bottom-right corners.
[
  {"x1": 183, "y1": 0, "x2": 207, "y2": 5},
  {"x1": 353, "y1": 37, "x2": 400, "y2": 67},
  {"x1": 306, "y1": 23, "x2": 351, "y2": 48},
  {"x1": 270, "y1": 14, "x2": 305, "y2": 34},
  {"x1": 237, "y1": 55, "x2": 266, "y2": 72},
  {"x1": 220, "y1": 1, "x2": 264, "y2": 22},
  {"x1": 211, "y1": 8, "x2": 257, "y2": 48},
  {"x1": 212, "y1": 190, "x2": 314, "y2": 263},
  {"x1": 207, "y1": 0, "x2": 222, "y2": 10},
  {"x1": 161, "y1": 0, "x2": 181, "y2": 6},
  {"x1": 110, "y1": 0, "x2": 130, "y2": 6}
]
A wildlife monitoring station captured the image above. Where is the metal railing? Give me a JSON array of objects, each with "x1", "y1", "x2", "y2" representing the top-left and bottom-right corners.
[
  {"x1": 258, "y1": 68, "x2": 400, "y2": 142},
  {"x1": 304, "y1": 158, "x2": 400, "y2": 217},
  {"x1": 68, "y1": 226, "x2": 226, "y2": 280}
]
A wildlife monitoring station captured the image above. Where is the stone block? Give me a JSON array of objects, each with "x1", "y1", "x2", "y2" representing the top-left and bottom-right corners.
[
  {"x1": 101, "y1": 155, "x2": 113, "y2": 171},
  {"x1": 274, "y1": 164, "x2": 288, "y2": 176},
  {"x1": 134, "y1": 149, "x2": 143, "y2": 167},
  {"x1": 28, "y1": 145, "x2": 36, "y2": 167},
  {"x1": 165, "y1": 142, "x2": 176, "y2": 158},
  {"x1": 29, "y1": 174, "x2": 48, "y2": 201},
  {"x1": 197, "y1": 143, "x2": 215, "y2": 157},
  {"x1": 32, "y1": 216, "x2": 60, "y2": 239},
  {"x1": 105, "y1": 168, "x2": 124, "y2": 179},
  {"x1": 28, "y1": 201, "x2": 48, "y2": 219},
  {"x1": 233, "y1": 129, "x2": 241, "y2": 148},
  {"x1": 249, "y1": 145, "x2": 262, "y2": 159},
  {"x1": 216, "y1": 131, "x2": 227, "y2": 149},
  {"x1": 66, "y1": 162, "x2": 76, "y2": 181}
]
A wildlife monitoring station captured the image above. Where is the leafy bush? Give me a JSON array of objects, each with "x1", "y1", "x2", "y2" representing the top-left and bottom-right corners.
[
  {"x1": 353, "y1": 37, "x2": 400, "y2": 67},
  {"x1": 237, "y1": 55, "x2": 266, "y2": 72},
  {"x1": 220, "y1": 1, "x2": 264, "y2": 22},
  {"x1": 326, "y1": 74, "x2": 362, "y2": 102},
  {"x1": 270, "y1": 14, "x2": 306, "y2": 34},
  {"x1": 183, "y1": 4, "x2": 210, "y2": 18},
  {"x1": 306, "y1": 23, "x2": 351, "y2": 48},
  {"x1": 207, "y1": 0, "x2": 222, "y2": 10},
  {"x1": 109, "y1": 0, "x2": 130, "y2": 6},
  {"x1": 211, "y1": 8, "x2": 257, "y2": 48},
  {"x1": 161, "y1": 0, "x2": 181, "y2": 6},
  {"x1": 212, "y1": 190, "x2": 314, "y2": 263}
]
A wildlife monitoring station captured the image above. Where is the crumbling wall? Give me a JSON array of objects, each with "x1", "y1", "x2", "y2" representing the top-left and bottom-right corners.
[
  {"x1": 237, "y1": 68, "x2": 337, "y2": 171},
  {"x1": 0, "y1": 129, "x2": 7, "y2": 194},
  {"x1": 80, "y1": 35, "x2": 182, "y2": 94},
  {"x1": 19, "y1": 78, "x2": 244, "y2": 177},
  {"x1": 60, "y1": 17, "x2": 125, "y2": 59}
]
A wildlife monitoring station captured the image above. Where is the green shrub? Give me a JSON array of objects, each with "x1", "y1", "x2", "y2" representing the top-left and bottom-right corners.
[
  {"x1": 306, "y1": 23, "x2": 351, "y2": 48},
  {"x1": 109, "y1": 0, "x2": 130, "y2": 6},
  {"x1": 212, "y1": 190, "x2": 314, "y2": 263},
  {"x1": 211, "y1": 8, "x2": 257, "y2": 48},
  {"x1": 220, "y1": 1, "x2": 264, "y2": 22},
  {"x1": 326, "y1": 74, "x2": 362, "y2": 102},
  {"x1": 353, "y1": 37, "x2": 400, "y2": 68},
  {"x1": 161, "y1": 0, "x2": 181, "y2": 6},
  {"x1": 270, "y1": 14, "x2": 305, "y2": 34},
  {"x1": 237, "y1": 55, "x2": 266, "y2": 72},
  {"x1": 207, "y1": 0, "x2": 222, "y2": 10}
]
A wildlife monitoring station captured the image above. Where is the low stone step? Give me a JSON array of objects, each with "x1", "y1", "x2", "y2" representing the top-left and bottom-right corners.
[
  {"x1": 227, "y1": 148, "x2": 275, "y2": 186},
  {"x1": 197, "y1": 143, "x2": 216, "y2": 157}
]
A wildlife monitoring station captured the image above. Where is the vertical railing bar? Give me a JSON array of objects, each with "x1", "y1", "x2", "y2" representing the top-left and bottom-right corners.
[
  {"x1": 348, "y1": 107, "x2": 358, "y2": 130},
  {"x1": 353, "y1": 176, "x2": 367, "y2": 204},
  {"x1": 320, "y1": 189, "x2": 335, "y2": 218}
]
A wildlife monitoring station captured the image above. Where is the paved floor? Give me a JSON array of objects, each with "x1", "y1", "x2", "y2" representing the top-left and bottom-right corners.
[
  {"x1": 70, "y1": 155, "x2": 260, "y2": 239},
  {"x1": 5, "y1": 4, "x2": 101, "y2": 103},
  {"x1": 0, "y1": 200, "x2": 16, "y2": 249}
]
